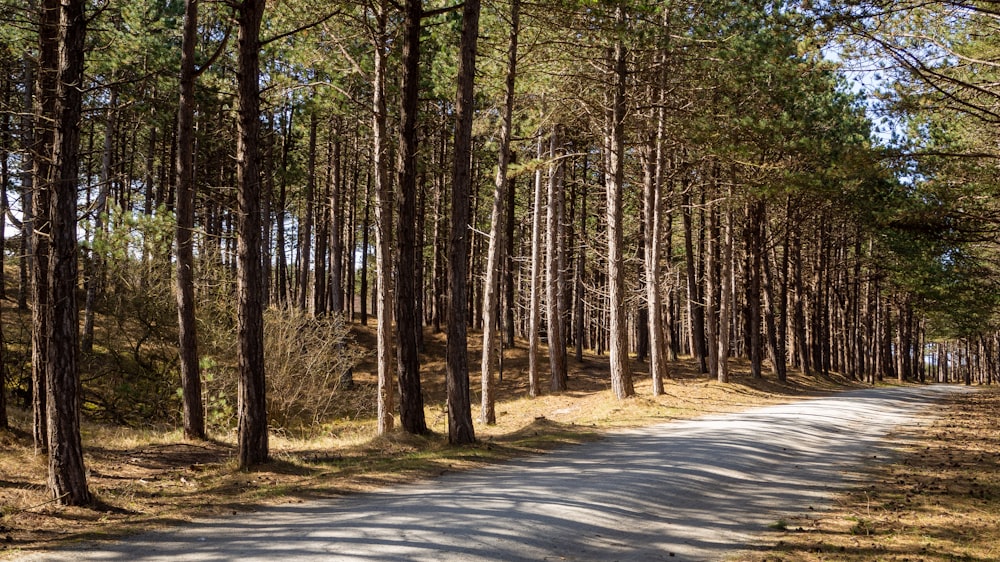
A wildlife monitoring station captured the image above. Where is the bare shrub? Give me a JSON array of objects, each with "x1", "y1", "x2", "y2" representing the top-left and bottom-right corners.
[{"x1": 263, "y1": 308, "x2": 365, "y2": 429}]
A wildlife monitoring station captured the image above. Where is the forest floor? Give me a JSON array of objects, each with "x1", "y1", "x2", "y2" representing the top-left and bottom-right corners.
[
  {"x1": 734, "y1": 387, "x2": 1000, "y2": 562},
  {"x1": 0, "y1": 326, "x2": 994, "y2": 560}
]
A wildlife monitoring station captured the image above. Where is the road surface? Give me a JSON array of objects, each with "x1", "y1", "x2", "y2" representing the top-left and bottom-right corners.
[{"x1": 19, "y1": 385, "x2": 968, "y2": 561}]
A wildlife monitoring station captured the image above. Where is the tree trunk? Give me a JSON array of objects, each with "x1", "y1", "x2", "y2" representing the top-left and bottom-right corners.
[
  {"x1": 705, "y1": 204, "x2": 719, "y2": 379},
  {"x1": 313, "y1": 135, "x2": 330, "y2": 316},
  {"x1": 82, "y1": 87, "x2": 116, "y2": 353},
  {"x1": 546, "y1": 128, "x2": 568, "y2": 392},
  {"x1": 31, "y1": 0, "x2": 59, "y2": 454},
  {"x1": 527, "y1": 131, "x2": 544, "y2": 397},
  {"x1": 762, "y1": 233, "x2": 784, "y2": 381},
  {"x1": 606, "y1": 16, "x2": 633, "y2": 399},
  {"x1": 718, "y1": 205, "x2": 733, "y2": 383},
  {"x1": 18, "y1": 55, "x2": 32, "y2": 313},
  {"x1": 504, "y1": 157, "x2": 517, "y2": 349},
  {"x1": 372, "y1": 0, "x2": 394, "y2": 435},
  {"x1": 445, "y1": 0, "x2": 481, "y2": 445},
  {"x1": 275, "y1": 108, "x2": 292, "y2": 306},
  {"x1": 396, "y1": 0, "x2": 428, "y2": 435},
  {"x1": 174, "y1": 0, "x2": 206, "y2": 440},
  {"x1": 643, "y1": 132, "x2": 665, "y2": 394},
  {"x1": 46, "y1": 0, "x2": 90, "y2": 505},
  {"x1": 682, "y1": 185, "x2": 707, "y2": 374},
  {"x1": 480, "y1": 0, "x2": 518, "y2": 425},
  {"x1": 297, "y1": 115, "x2": 317, "y2": 312},
  {"x1": 235, "y1": 0, "x2": 268, "y2": 468},
  {"x1": 360, "y1": 169, "x2": 371, "y2": 326},
  {"x1": 574, "y1": 155, "x2": 588, "y2": 362},
  {"x1": 746, "y1": 199, "x2": 764, "y2": 378},
  {"x1": 790, "y1": 204, "x2": 809, "y2": 374},
  {"x1": 330, "y1": 135, "x2": 344, "y2": 314}
]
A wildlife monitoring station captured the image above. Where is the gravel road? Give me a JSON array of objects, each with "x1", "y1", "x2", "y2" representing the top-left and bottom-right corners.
[{"x1": 19, "y1": 385, "x2": 968, "y2": 562}]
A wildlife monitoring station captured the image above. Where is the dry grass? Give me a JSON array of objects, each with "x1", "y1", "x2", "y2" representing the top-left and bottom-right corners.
[
  {"x1": 0, "y1": 323, "x2": 875, "y2": 559},
  {"x1": 733, "y1": 387, "x2": 1000, "y2": 562}
]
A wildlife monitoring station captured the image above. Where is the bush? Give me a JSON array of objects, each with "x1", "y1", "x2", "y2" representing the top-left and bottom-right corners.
[{"x1": 264, "y1": 307, "x2": 364, "y2": 429}]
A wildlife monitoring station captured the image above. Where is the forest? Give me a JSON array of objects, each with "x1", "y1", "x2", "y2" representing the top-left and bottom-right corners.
[{"x1": 0, "y1": 0, "x2": 999, "y2": 509}]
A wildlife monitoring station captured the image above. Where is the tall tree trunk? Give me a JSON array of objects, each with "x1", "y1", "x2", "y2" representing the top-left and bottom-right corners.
[
  {"x1": 174, "y1": 0, "x2": 206, "y2": 440},
  {"x1": 360, "y1": 169, "x2": 371, "y2": 326},
  {"x1": 396, "y1": 0, "x2": 428, "y2": 435},
  {"x1": 762, "y1": 233, "x2": 784, "y2": 381},
  {"x1": 527, "y1": 131, "x2": 544, "y2": 397},
  {"x1": 81, "y1": 87, "x2": 116, "y2": 353},
  {"x1": 790, "y1": 203, "x2": 809, "y2": 374},
  {"x1": 31, "y1": 0, "x2": 58, "y2": 454},
  {"x1": 346, "y1": 132, "x2": 360, "y2": 322},
  {"x1": 235, "y1": 0, "x2": 268, "y2": 468},
  {"x1": 606, "y1": 15, "x2": 633, "y2": 399},
  {"x1": 546, "y1": 127, "x2": 568, "y2": 392},
  {"x1": 330, "y1": 136, "x2": 344, "y2": 313},
  {"x1": 682, "y1": 185, "x2": 706, "y2": 373},
  {"x1": 446, "y1": 0, "x2": 481, "y2": 444},
  {"x1": 18, "y1": 55, "x2": 33, "y2": 313},
  {"x1": 275, "y1": 108, "x2": 292, "y2": 306},
  {"x1": 430, "y1": 141, "x2": 444, "y2": 334},
  {"x1": 313, "y1": 135, "x2": 330, "y2": 316},
  {"x1": 504, "y1": 158, "x2": 517, "y2": 349},
  {"x1": 47, "y1": 0, "x2": 90, "y2": 505},
  {"x1": 705, "y1": 204, "x2": 720, "y2": 379},
  {"x1": 747, "y1": 199, "x2": 764, "y2": 378},
  {"x1": 0, "y1": 88, "x2": 4, "y2": 424},
  {"x1": 718, "y1": 204, "x2": 733, "y2": 383},
  {"x1": 480, "y1": 0, "x2": 518, "y2": 425},
  {"x1": 643, "y1": 133, "x2": 665, "y2": 394},
  {"x1": 574, "y1": 155, "x2": 588, "y2": 362},
  {"x1": 371, "y1": 0, "x2": 393, "y2": 434},
  {"x1": 297, "y1": 114, "x2": 317, "y2": 312}
]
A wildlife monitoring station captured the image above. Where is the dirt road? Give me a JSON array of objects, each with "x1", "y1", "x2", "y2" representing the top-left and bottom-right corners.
[{"x1": 18, "y1": 385, "x2": 968, "y2": 561}]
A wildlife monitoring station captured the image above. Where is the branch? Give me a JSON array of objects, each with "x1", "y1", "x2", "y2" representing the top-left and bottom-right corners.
[
  {"x1": 194, "y1": 26, "x2": 233, "y2": 77},
  {"x1": 899, "y1": 149, "x2": 1000, "y2": 160},
  {"x1": 260, "y1": 9, "x2": 342, "y2": 46},
  {"x1": 424, "y1": 2, "x2": 463, "y2": 18}
]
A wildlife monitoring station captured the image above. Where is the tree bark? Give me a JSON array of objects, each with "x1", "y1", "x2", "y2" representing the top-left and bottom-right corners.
[
  {"x1": 296, "y1": 114, "x2": 317, "y2": 312},
  {"x1": 81, "y1": 87, "x2": 116, "y2": 353},
  {"x1": 606, "y1": 14, "x2": 633, "y2": 399},
  {"x1": 313, "y1": 134, "x2": 330, "y2": 316},
  {"x1": 235, "y1": 0, "x2": 268, "y2": 468},
  {"x1": 643, "y1": 132, "x2": 665, "y2": 394},
  {"x1": 371, "y1": 0, "x2": 394, "y2": 435},
  {"x1": 574, "y1": 155, "x2": 588, "y2": 362},
  {"x1": 682, "y1": 185, "x2": 707, "y2": 374},
  {"x1": 480, "y1": 0, "x2": 518, "y2": 425},
  {"x1": 360, "y1": 168, "x2": 371, "y2": 326},
  {"x1": 705, "y1": 204, "x2": 719, "y2": 379},
  {"x1": 790, "y1": 203, "x2": 809, "y2": 374},
  {"x1": 46, "y1": 0, "x2": 90, "y2": 505},
  {"x1": 746, "y1": 199, "x2": 764, "y2": 378},
  {"x1": 174, "y1": 0, "x2": 206, "y2": 440},
  {"x1": 527, "y1": 131, "x2": 544, "y2": 397},
  {"x1": 546, "y1": 128, "x2": 569, "y2": 393},
  {"x1": 717, "y1": 205, "x2": 733, "y2": 383},
  {"x1": 31, "y1": 0, "x2": 59, "y2": 454},
  {"x1": 275, "y1": 107, "x2": 292, "y2": 306},
  {"x1": 446, "y1": 0, "x2": 480, "y2": 444},
  {"x1": 396, "y1": 0, "x2": 427, "y2": 435},
  {"x1": 330, "y1": 135, "x2": 344, "y2": 314}
]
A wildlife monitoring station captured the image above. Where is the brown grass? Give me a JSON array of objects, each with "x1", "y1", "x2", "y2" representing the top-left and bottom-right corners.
[
  {"x1": 0, "y1": 322, "x2": 882, "y2": 559},
  {"x1": 733, "y1": 387, "x2": 1000, "y2": 562}
]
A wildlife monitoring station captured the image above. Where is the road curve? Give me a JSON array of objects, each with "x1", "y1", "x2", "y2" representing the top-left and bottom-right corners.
[{"x1": 19, "y1": 385, "x2": 969, "y2": 562}]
